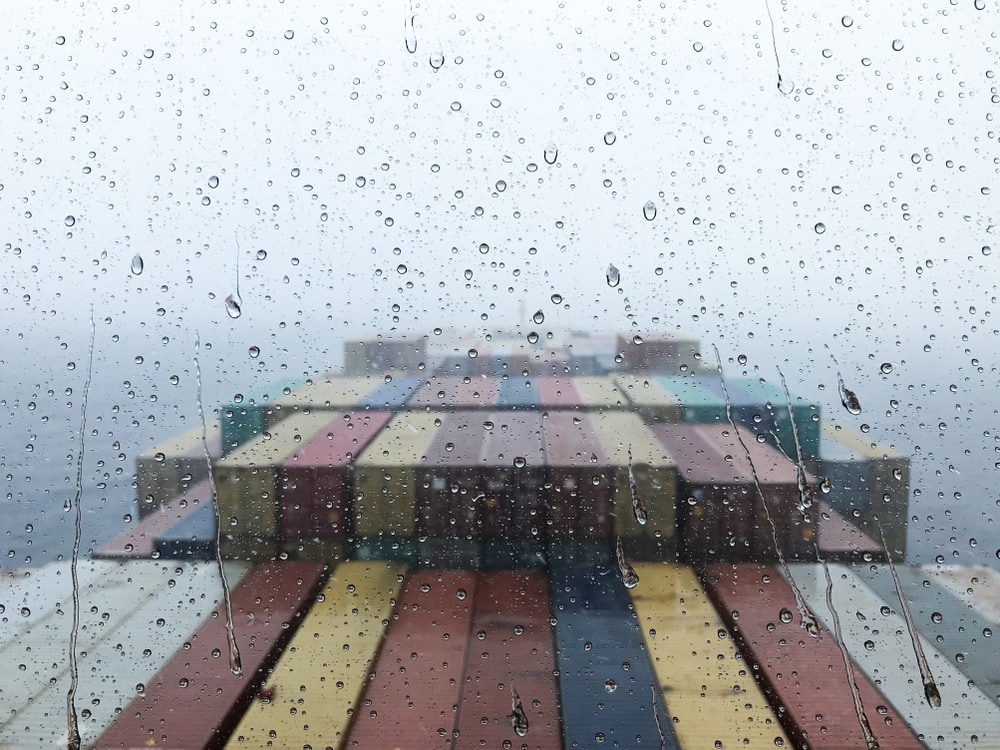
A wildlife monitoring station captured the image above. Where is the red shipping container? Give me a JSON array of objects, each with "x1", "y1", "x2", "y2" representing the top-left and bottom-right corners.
[
  {"x1": 280, "y1": 411, "x2": 392, "y2": 540},
  {"x1": 346, "y1": 570, "x2": 479, "y2": 749},
  {"x1": 542, "y1": 412, "x2": 612, "y2": 541},
  {"x1": 455, "y1": 572, "x2": 562, "y2": 750}
]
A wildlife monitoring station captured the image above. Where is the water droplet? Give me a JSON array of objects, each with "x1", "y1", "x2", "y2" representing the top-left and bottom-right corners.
[
  {"x1": 248, "y1": 346, "x2": 260, "y2": 358},
  {"x1": 814, "y1": 222, "x2": 826, "y2": 234},
  {"x1": 456, "y1": 588, "x2": 467, "y2": 600},
  {"x1": 404, "y1": 14, "x2": 417, "y2": 53},
  {"x1": 527, "y1": 331, "x2": 539, "y2": 344},
  {"x1": 642, "y1": 201, "x2": 657, "y2": 221},
  {"x1": 616, "y1": 536, "x2": 640, "y2": 588},
  {"x1": 510, "y1": 682, "x2": 529, "y2": 736},
  {"x1": 924, "y1": 681, "x2": 942, "y2": 707},
  {"x1": 532, "y1": 310, "x2": 545, "y2": 324},
  {"x1": 931, "y1": 611, "x2": 943, "y2": 624},
  {"x1": 604, "y1": 131, "x2": 616, "y2": 145},
  {"x1": 429, "y1": 50, "x2": 445, "y2": 70},
  {"x1": 495, "y1": 179, "x2": 507, "y2": 193},
  {"x1": 225, "y1": 294, "x2": 242, "y2": 319},
  {"x1": 606, "y1": 264, "x2": 621, "y2": 287},
  {"x1": 65, "y1": 215, "x2": 76, "y2": 227},
  {"x1": 130, "y1": 254, "x2": 144, "y2": 275},
  {"x1": 840, "y1": 386, "x2": 862, "y2": 415},
  {"x1": 550, "y1": 293, "x2": 563, "y2": 304},
  {"x1": 478, "y1": 242, "x2": 489, "y2": 254},
  {"x1": 450, "y1": 101, "x2": 462, "y2": 111},
  {"x1": 779, "y1": 608, "x2": 793, "y2": 624},
  {"x1": 55, "y1": 35, "x2": 66, "y2": 45},
  {"x1": 841, "y1": 15, "x2": 854, "y2": 27},
  {"x1": 604, "y1": 679, "x2": 617, "y2": 692},
  {"x1": 513, "y1": 456, "x2": 527, "y2": 468},
  {"x1": 777, "y1": 75, "x2": 794, "y2": 95},
  {"x1": 880, "y1": 362, "x2": 893, "y2": 374},
  {"x1": 208, "y1": 175, "x2": 219, "y2": 189},
  {"x1": 468, "y1": 348, "x2": 478, "y2": 359},
  {"x1": 543, "y1": 142, "x2": 558, "y2": 165},
  {"x1": 20, "y1": 606, "x2": 30, "y2": 617},
  {"x1": 891, "y1": 39, "x2": 904, "y2": 51},
  {"x1": 737, "y1": 354, "x2": 748, "y2": 365}
]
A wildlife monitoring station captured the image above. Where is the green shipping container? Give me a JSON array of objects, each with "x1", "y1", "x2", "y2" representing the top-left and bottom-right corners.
[
  {"x1": 736, "y1": 378, "x2": 821, "y2": 463},
  {"x1": 588, "y1": 411, "x2": 678, "y2": 555},
  {"x1": 352, "y1": 411, "x2": 440, "y2": 538},
  {"x1": 656, "y1": 376, "x2": 728, "y2": 425}
]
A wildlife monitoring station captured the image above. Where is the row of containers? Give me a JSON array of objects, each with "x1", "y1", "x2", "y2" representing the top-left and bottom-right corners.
[
  {"x1": 343, "y1": 332, "x2": 715, "y2": 379},
  {"x1": 8, "y1": 556, "x2": 998, "y2": 747},
  {"x1": 118, "y1": 374, "x2": 909, "y2": 568}
]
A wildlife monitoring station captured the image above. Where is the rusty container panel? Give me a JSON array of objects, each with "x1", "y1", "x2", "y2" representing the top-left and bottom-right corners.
[
  {"x1": 279, "y1": 410, "x2": 392, "y2": 541},
  {"x1": 542, "y1": 412, "x2": 612, "y2": 542},
  {"x1": 346, "y1": 571, "x2": 479, "y2": 750},
  {"x1": 94, "y1": 561, "x2": 326, "y2": 750},
  {"x1": 417, "y1": 411, "x2": 487, "y2": 540},
  {"x1": 455, "y1": 572, "x2": 562, "y2": 750}
]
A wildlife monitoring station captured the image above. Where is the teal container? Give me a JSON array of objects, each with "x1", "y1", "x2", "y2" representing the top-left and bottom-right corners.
[
  {"x1": 221, "y1": 376, "x2": 306, "y2": 455},
  {"x1": 657, "y1": 376, "x2": 728, "y2": 424},
  {"x1": 481, "y1": 539, "x2": 547, "y2": 570},
  {"x1": 736, "y1": 378, "x2": 820, "y2": 461},
  {"x1": 350, "y1": 536, "x2": 418, "y2": 565}
]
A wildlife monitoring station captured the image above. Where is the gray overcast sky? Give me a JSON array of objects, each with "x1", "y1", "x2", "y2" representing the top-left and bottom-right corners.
[{"x1": 2, "y1": 1, "x2": 998, "y2": 563}]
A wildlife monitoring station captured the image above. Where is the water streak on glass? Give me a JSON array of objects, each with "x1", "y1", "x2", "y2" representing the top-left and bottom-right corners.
[
  {"x1": 878, "y1": 522, "x2": 941, "y2": 707},
  {"x1": 195, "y1": 332, "x2": 242, "y2": 676},
  {"x1": 713, "y1": 345, "x2": 819, "y2": 637},
  {"x1": 65, "y1": 307, "x2": 95, "y2": 750},
  {"x1": 627, "y1": 445, "x2": 648, "y2": 525},
  {"x1": 820, "y1": 558, "x2": 881, "y2": 749}
]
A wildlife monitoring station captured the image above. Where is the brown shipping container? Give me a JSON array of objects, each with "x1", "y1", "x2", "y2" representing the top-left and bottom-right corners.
[
  {"x1": 408, "y1": 376, "x2": 499, "y2": 410},
  {"x1": 94, "y1": 561, "x2": 326, "y2": 750},
  {"x1": 346, "y1": 571, "x2": 479, "y2": 749},
  {"x1": 279, "y1": 410, "x2": 392, "y2": 541},
  {"x1": 417, "y1": 411, "x2": 487, "y2": 540},
  {"x1": 478, "y1": 411, "x2": 547, "y2": 542},
  {"x1": 541, "y1": 412, "x2": 613, "y2": 541},
  {"x1": 704, "y1": 563, "x2": 924, "y2": 750},
  {"x1": 649, "y1": 424, "x2": 817, "y2": 563},
  {"x1": 455, "y1": 572, "x2": 562, "y2": 750}
]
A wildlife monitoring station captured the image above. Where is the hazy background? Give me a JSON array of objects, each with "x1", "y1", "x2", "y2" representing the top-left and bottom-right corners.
[{"x1": 1, "y1": 0, "x2": 997, "y2": 569}]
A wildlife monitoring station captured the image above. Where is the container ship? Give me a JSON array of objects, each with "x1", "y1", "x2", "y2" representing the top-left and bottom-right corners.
[{"x1": 3, "y1": 333, "x2": 999, "y2": 749}]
